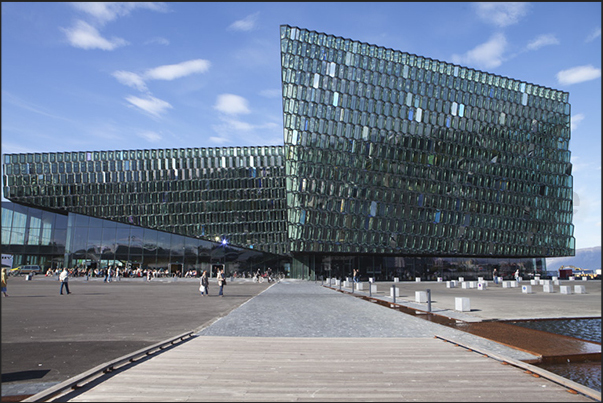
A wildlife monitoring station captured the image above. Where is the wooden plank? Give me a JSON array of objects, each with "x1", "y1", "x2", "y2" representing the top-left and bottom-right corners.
[{"x1": 62, "y1": 337, "x2": 595, "y2": 402}]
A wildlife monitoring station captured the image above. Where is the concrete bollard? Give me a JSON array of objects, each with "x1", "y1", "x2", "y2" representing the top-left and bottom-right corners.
[
  {"x1": 477, "y1": 277, "x2": 484, "y2": 282},
  {"x1": 477, "y1": 282, "x2": 487, "y2": 290},
  {"x1": 437, "y1": 277, "x2": 443, "y2": 282},
  {"x1": 458, "y1": 277, "x2": 464, "y2": 282},
  {"x1": 510, "y1": 281, "x2": 518, "y2": 288},
  {"x1": 543, "y1": 284, "x2": 555, "y2": 293},
  {"x1": 502, "y1": 281, "x2": 511, "y2": 288},
  {"x1": 569, "y1": 276, "x2": 575, "y2": 281},
  {"x1": 344, "y1": 280, "x2": 351, "y2": 288},
  {"x1": 582, "y1": 277, "x2": 588, "y2": 281},
  {"x1": 560, "y1": 285, "x2": 572, "y2": 294},
  {"x1": 355, "y1": 282, "x2": 364, "y2": 291},
  {"x1": 553, "y1": 280, "x2": 560, "y2": 286},
  {"x1": 552, "y1": 276, "x2": 558, "y2": 281},
  {"x1": 393, "y1": 277, "x2": 399, "y2": 283},
  {"x1": 531, "y1": 280, "x2": 539, "y2": 285},
  {"x1": 415, "y1": 291, "x2": 427, "y2": 303},
  {"x1": 390, "y1": 287, "x2": 400, "y2": 298},
  {"x1": 468, "y1": 281, "x2": 477, "y2": 289},
  {"x1": 370, "y1": 284, "x2": 377, "y2": 294},
  {"x1": 455, "y1": 297, "x2": 470, "y2": 312},
  {"x1": 461, "y1": 282, "x2": 470, "y2": 289},
  {"x1": 446, "y1": 281, "x2": 456, "y2": 288},
  {"x1": 574, "y1": 285, "x2": 586, "y2": 294},
  {"x1": 415, "y1": 277, "x2": 421, "y2": 282},
  {"x1": 521, "y1": 285, "x2": 532, "y2": 294}
]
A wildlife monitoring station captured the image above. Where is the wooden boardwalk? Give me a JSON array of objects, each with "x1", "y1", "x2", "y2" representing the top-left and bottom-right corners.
[{"x1": 58, "y1": 336, "x2": 596, "y2": 402}]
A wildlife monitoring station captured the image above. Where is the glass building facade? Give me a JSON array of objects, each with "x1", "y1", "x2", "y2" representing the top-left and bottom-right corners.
[
  {"x1": 1, "y1": 25, "x2": 574, "y2": 280},
  {"x1": 2, "y1": 201, "x2": 284, "y2": 276}
]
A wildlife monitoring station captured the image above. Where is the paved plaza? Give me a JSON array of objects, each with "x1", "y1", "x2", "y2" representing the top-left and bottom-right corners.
[{"x1": 1, "y1": 276, "x2": 600, "y2": 401}]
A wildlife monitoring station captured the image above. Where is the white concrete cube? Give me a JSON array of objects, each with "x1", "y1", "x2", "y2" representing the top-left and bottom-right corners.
[
  {"x1": 560, "y1": 285, "x2": 572, "y2": 294},
  {"x1": 539, "y1": 280, "x2": 545, "y2": 285},
  {"x1": 415, "y1": 277, "x2": 421, "y2": 282},
  {"x1": 535, "y1": 276, "x2": 541, "y2": 281},
  {"x1": 370, "y1": 284, "x2": 377, "y2": 293},
  {"x1": 582, "y1": 277, "x2": 588, "y2": 281},
  {"x1": 393, "y1": 277, "x2": 399, "y2": 283},
  {"x1": 553, "y1": 280, "x2": 560, "y2": 286},
  {"x1": 511, "y1": 281, "x2": 518, "y2": 288},
  {"x1": 390, "y1": 287, "x2": 400, "y2": 297},
  {"x1": 344, "y1": 280, "x2": 351, "y2": 288},
  {"x1": 569, "y1": 276, "x2": 575, "y2": 281},
  {"x1": 355, "y1": 282, "x2": 364, "y2": 290},
  {"x1": 446, "y1": 281, "x2": 456, "y2": 288},
  {"x1": 502, "y1": 281, "x2": 512, "y2": 288},
  {"x1": 334, "y1": 279, "x2": 340, "y2": 286},
  {"x1": 574, "y1": 285, "x2": 586, "y2": 294},
  {"x1": 455, "y1": 297, "x2": 470, "y2": 312},
  {"x1": 543, "y1": 284, "x2": 554, "y2": 293},
  {"x1": 478, "y1": 277, "x2": 484, "y2": 282},
  {"x1": 369, "y1": 277, "x2": 374, "y2": 283},
  {"x1": 458, "y1": 277, "x2": 464, "y2": 282},
  {"x1": 530, "y1": 279, "x2": 538, "y2": 285},
  {"x1": 468, "y1": 281, "x2": 477, "y2": 288},
  {"x1": 477, "y1": 282, "x2": 486, "y2": 290},
  {"x1": 552, "y1": 276, "x2": 558, "y2": 281},
  {"x1": 415, "y1": 291, "x2": 427, "y2": 303},
  {"x1": 462, "y1": 282, "x2": 470, "y2": 289},
  {"x1": 521, "y1": 285, "x2": 532, "y2": 294},
  {"x1": 437, "y1": 277, "x2": 443, "y2": 282}
]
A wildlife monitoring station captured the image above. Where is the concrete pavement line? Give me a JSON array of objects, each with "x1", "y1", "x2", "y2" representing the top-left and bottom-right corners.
[
  {"x1": 192, "y1": 281, "x2": 279, "y2": 334},
  {"x1": 434, "y1": 334, "x2": 602, "y2": 402},
  {"x1": 21, "y1": 330, "x2": 195, "y2": 403}
]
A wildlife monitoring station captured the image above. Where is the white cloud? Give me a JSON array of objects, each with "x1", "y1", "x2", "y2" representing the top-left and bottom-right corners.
[
  {"x1": 557, "y1": 65, "x2": 601, "y2": 85},
  {"x1": 214, "y1": 94, "x2": 250, "y2": 115},
  {"x1": 137, "y1": 130, "x2": 162, "y2": 142},
  {"x1": 474, "y1": 2, "x2": 530, "y2": 27},
  {"x1": 144, "y1": 59, "x2": 211, "y2": 81},
  {"x1": 62, "y1": 20, "x2": 128, "y2": 50},
  {"x1": 125, "y1": 95, "x2": 172, "y2": 117},
  {"x1": 228, "y1": 12, "x2": 259, "y2": 32},
  {"x1": 112, "y1": 71, "x2": 148, "y2": 91},
  {"x1": 145, "y1": 37, "x2": 170, "y2": 46},
  {"x1": 571, "y1": 113, "x2": 585, "y2": 132},
  {"x1": 526, "y1": 34, "x2": 559, "y2": 51},
  {"x1": 451, "y1": 33, "x2": 507, "y2": 69},
  {"x1": 586, "y1": 27, "x2": 601, "y2": 42},
  {"x1": 112, "y1": 59, "x2": 210, "y2": 94},
  {"x1": 70, "y1": 2, "x2": 169, "y2": 25}
]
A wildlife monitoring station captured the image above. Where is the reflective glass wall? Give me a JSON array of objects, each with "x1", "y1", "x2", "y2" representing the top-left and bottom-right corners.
[
  {"x1": 2, "y1": 146, "x2": 288, "y2": 255},
  {"x1": 2, "y1": 202, "x2": 284, "y2": 275},
  {"x1": 280, "y1": 25, "x2": 574, "y2": 258}
]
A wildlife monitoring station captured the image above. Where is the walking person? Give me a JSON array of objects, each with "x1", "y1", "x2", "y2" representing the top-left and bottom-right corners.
[
  {"x1": 353, "y1": 268, "x2": 359, "y2": 283},
  {"x1": 59, "y1": 268, "x2": 71, "y2": 295},
  {"x1": 1, "y1": 268, "x2": 8, "y2": 297},
  {"x1": 199, "y1": 270, "x2": 209, "y2": 296},
  {"x1": 217, "y1": 268, "x2": 226, "y2": 297}
]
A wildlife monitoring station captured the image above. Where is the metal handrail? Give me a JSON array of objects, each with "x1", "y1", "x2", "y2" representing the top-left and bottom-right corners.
[{"x1": 22, "y1": 330, "x2": 195, "y2": 402}]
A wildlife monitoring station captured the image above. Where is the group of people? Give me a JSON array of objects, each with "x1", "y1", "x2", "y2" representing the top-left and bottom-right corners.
[{"x1": 198, "y1": 268, "x2": 226, "y2": 297}]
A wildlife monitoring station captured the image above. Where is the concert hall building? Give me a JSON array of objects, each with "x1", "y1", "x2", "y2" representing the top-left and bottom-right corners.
[{"x1": 1, "y1": 25, "x2": 575, "y2": 280}]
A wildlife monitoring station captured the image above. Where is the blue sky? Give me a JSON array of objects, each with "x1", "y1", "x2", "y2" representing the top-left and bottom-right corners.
[{"x1": 1, "y1": 2, "x2": 601, "y2": 250}]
